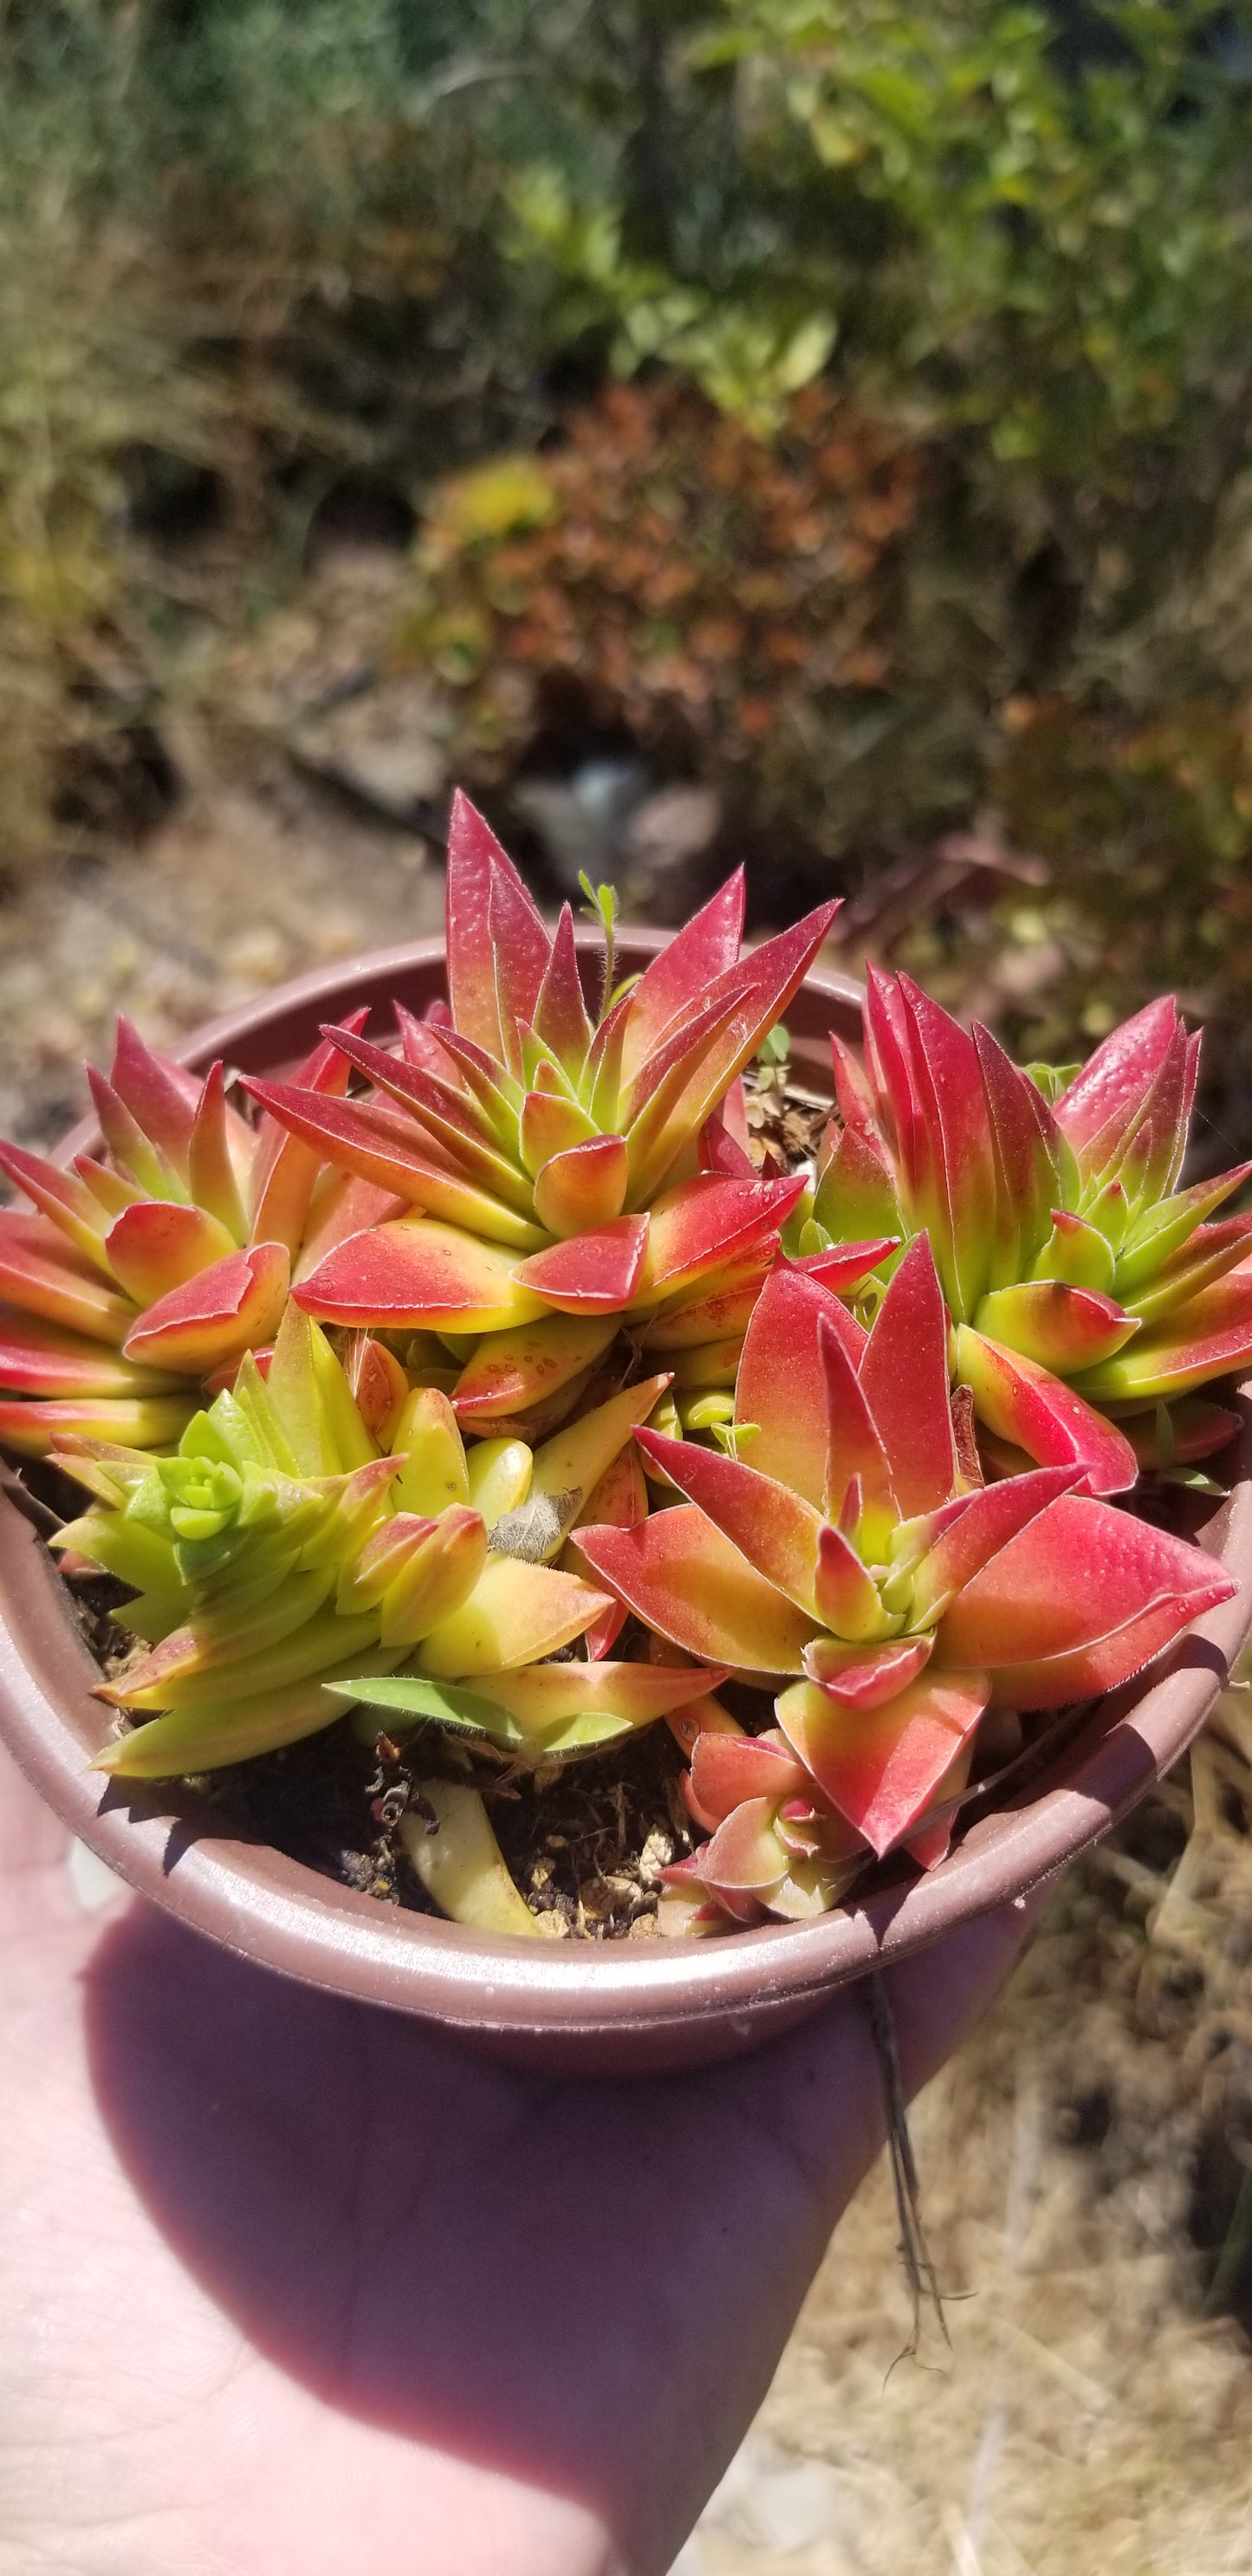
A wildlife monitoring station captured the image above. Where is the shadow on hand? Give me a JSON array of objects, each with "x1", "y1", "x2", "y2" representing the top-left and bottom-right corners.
[{"x1": 84, "y1": 1894, "x2": 1028, "y2": 2553}]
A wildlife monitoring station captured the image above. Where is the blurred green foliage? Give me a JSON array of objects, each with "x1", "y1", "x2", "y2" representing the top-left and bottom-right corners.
[
  {"x1": 4, "y1": 0, "x2": 1252, "y2": 1116},
  {"x1": 510, "y1": 0, "x2": 1252, "y2": 472}
]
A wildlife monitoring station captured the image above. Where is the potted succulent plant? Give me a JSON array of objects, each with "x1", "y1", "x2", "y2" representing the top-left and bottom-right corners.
[{"x1": 0, "y1": 795, "x2": 1249, "y2": 2073}]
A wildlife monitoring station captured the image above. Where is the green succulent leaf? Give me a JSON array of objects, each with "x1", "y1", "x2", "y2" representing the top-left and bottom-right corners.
[
  {"x1": 336, "y1": 1673, "x2": 516, "y2": 1734},
  {"x1": 336, "y1": 1672, "x2": 633, "y2": 1760}
]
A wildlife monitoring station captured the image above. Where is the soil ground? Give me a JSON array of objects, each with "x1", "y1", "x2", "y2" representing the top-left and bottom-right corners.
[{"x1": 3, "y1": 651, "x2": 1251, "y2": 2576}]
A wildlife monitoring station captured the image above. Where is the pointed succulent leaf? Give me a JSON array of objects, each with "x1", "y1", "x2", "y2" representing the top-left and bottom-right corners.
[
  {"x1": 801, "y1": 1633, "x2": 934, "y2": 1707},
  {"x1": 109, "y1": 1018, "x2": 200, "y2": 1175},
  {"x1": 575, "y1": 1505, "x2": 819, "y2": 1671},
  {"x1": 88, "y1": 1067, "x2": 186, "y2": 1202},
  {"x1": 298, "y1": 1454, "x2": 401, "y2": 1568},
  {"x1": 534, "y1": 1134, "x2": 629, "y2": 1236},
  {"x1": 817, "y1": 1313, "x2": 895, "y2": 1538},
  {"x1": 584, "y1": 989, "x2": 634, "y2": 1129},
  {"x1": 465, "y1": 1436, "x2": 533, "y2": 1528},
  {"x1": 618, "y1": 871, "x2": 746, "y2": 1087},
  {"x1": 413, "y1": 1015, "x2": 522, "y2": 1145},
  {"x1": 635, "y1": 1172, "x2": 805, "y2": 1307},
  {"x1": 897, "y1": 977, "x2": 998, "y2": 1318},
  {"x1": 972, "y1": 1280, "x2": 1139, "y2": 1374},
  {"x1": 829, "y1": 1028, "x2": 880, "y2": 1136},
  {"x1": 736, "y1": 1262, "x2": 865, "y2": 1509},
  {"x1": 93, "y1": 1650, "x2": 405, "y2": 1779},
  {"x1": 955, "y1": 1325, "x2": 1138, "y2": 1496},
  {"x1": 858, "y1": 1236, "x2": 957, "y2": 1518},
  {"x1": 626, "y1": 901, "x2": 840, "y2": 1197},
  {"x1": 260, "y1": 1306, "x2": 367, "y2": 1478},
  {"x1": 243, "y1": 1081, "x2": 546, "y2": 1249},
  {"x1": 1054, "y1": 997, "x2": 1180, "y2": 1166},
  {"x1": 122, "y1": 1243, "x2": 289, "y2": 1376},
  {"x1": 185, "y1": 1061, "x2": 250, "y2": 1243},
  {"x1": 789, "y1": 1240, "x2": 898, "y2": 1294},
  {"x1": 416, "y1": 1554, "x2": 612, "y2": 1676},
  {"x1": 812, "y1": 1119, "x2": 901, "y2": 1243},
  {"x1": 533, "y1": 903, "x2": 594, "y2": 1071},
  {"x1": 561, "y1": 1442, "x2": 647, "y2": 1659},
  {"x1": 531, "y1": 1374, "x2": 672, "y2": 1513},
  {"x1": 514, "y1": 1215, "x2": 649, "y2": 1315},
  {"x1": 0, "y1": 1315, "x2": 179, "y2": 1398},
  {"x1": 689, "y1": 1797, "x2": 790, "y2": 1897},
  {"x1": 315, "y1": 1025, "x2": 535, "y2": 1212},
  {"x1": 0, "y1": 1211, "x2": 133, "y2": 1342},
  {"x1": 1129, "y1": 1022, "x2": 1194, "y2": 1206},
  {"x1": 337, "y1": 1510, "x2": 439, "y2": 1610},
  {"x1": 0, "y1": 1392, "x2": 198, "y2": 1458},
  {"x1": 0, "y1": 1140, "x2": 115, "y2": 1274},
  {"x1": 1028, "y1": 1209, "x2": 1116, "y2": 1294},
  {"x1": 634, "y1": 1427, "x2": 824, "y2": 1617},
  {"x1": 444, "y1": 789, "x2": 527, "y2": 1060},
  {"x1": 489, "y1": 855, "x2": 556, "y2": 1080},
  {"x1": 687, "y1": 1729, "x2": 808, "y2": 1830},
  {"x1": 105, "y1": 1602, "x2": 383, "y2": 1712},
  {"x1": 974, "y1": 1020, "x2": 1062, "y2": 1290},
  {"x1": 378, "y1": 1506, "x2": 490, "y2": 1645},
  {"x1": 452, "y1": 1313, "x2": 618, "y2": 1421},
  {"x1": 399, "y1": 1781, "x2": 543, "y2": 1936},
  {"x1": 638, "y1": 1254, "x2": 771, "y2": 1351},
  {"x1": 246, "y1": 1009, "x2": 367, "y2": 1254},
  {"x1": 71, "y1": 1158, "x2": 146, "y2": 1220},
  {"x1": 1071, "y1": 1262, "x2": 1252, "y2": 1402},
  {"x1": 105, "y1": 1201, "x2": 240, "y2": 1307},
  {"x1": 935, "y1": 1490, "x2": 1233, "y2": 1672},
  {"x1": 518, "y1": 1087, "x2": 599, "y2": 1175},
  {"x1": 979, "y1": 1587, "x2": 1236, "y2": 1711},
  {"x1": 622, "y1": 991, "x2": 763, "y2": 1205},
  {"x1": 776, "y1": 1671, "x2": 989, "y2": 1857},
  {"x1": 1120, "y1": 1214, "x2": 1252, "y2": 1328},
  {"x1": 389, "y1": 1385, "x2": 471, "y2": 1518},
  {"x1": 907, "y1": 1464, "x2": 1084, "y2": 1625},
  {"x1": 813, "y1": 1522, "x2": 897, "y2": 1641},
  {"x1": 297, "y1": 1217, "x2": 548, "y2": 1334},
  {"x1": 621, "y1": 973, "x2": 756, "y2": 1145},
  {"x1": 697, "y1": 1112, "x2": 756, "y2": 1179},
  {"x1": 341, "y1": 1334, "x2": 409, "y2": 1444},
  {"x1": 1114, "y1": 1163, "x2": 1252, "y2": 1292},
  {"x1": 98, "y1": 1567, "x2": 339, "y2": 1704}
]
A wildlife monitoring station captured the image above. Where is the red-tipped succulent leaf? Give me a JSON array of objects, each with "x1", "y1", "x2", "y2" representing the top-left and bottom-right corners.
[
  {"x1": 802, "y1": 977, "x2": 1252, "y2": 1491},
  {"x1": 582, "y1": 1237, "x2": 1237, "y2": 1928}
]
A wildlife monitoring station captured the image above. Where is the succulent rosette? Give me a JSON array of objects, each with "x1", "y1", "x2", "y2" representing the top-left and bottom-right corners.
[
  {"x1": 575, "y1": 1241, "x2": 1236, "y2": 1931},
  {"x1": 244, "y1": 793, "x2": 887, "y2": 1436},
  {"x1": 0, "y1": 1015, "x2": 382, "y2": 1454},
  {"x1": 801, "y1": 976, "x2": 1252, "y2": 1495},
  {"x1": 54, "y1": 1305, "x2": 719, "y2": 1811}
]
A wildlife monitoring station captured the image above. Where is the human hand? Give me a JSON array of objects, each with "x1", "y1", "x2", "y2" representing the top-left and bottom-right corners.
[{"x1": 0, "y1": 1742, "x2": 1031, "y2": 2576}]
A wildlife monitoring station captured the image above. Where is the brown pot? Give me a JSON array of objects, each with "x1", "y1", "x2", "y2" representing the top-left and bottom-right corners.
[{"x1": 1, "y1": 934, "x2": 1249, "y2": 2075}]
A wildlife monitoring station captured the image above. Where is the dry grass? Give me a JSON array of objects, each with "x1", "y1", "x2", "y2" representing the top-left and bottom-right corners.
[{"x1": 680, "y1": 1723, "x2": 1252, "y2": 2576}]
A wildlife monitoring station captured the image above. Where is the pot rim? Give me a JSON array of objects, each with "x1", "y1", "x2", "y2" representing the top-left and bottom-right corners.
[{"x1": 1, "y1": 931, "x2": 1249, "y2": 2056}]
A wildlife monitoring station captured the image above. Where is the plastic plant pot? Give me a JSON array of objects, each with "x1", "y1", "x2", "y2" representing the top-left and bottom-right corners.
[{"x1": 0, "y1": 932, "x2": 1248, "y2": 2074}]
